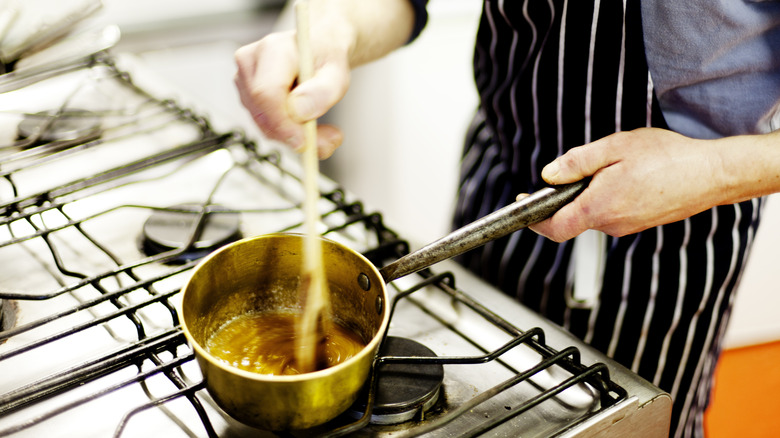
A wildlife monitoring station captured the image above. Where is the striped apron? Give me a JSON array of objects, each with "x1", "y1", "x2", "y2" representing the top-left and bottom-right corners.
[{"x1": 452, "y1": 1, "x2": 763, "y2": 437}]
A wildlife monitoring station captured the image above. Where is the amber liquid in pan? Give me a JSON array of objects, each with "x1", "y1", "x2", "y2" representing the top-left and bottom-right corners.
[{"x1": 206, "y1": 311, "x2": 366, "y2": 375}]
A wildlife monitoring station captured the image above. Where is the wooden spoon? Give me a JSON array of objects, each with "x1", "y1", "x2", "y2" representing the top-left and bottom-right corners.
[{"x1": 294, "y1": 0, "x2": 332, "y2": 374}]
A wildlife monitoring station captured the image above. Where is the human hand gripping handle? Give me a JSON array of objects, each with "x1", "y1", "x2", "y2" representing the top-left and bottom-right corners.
[{"x1": 526, "y1": 127, "x2": 749, "y2": 242}]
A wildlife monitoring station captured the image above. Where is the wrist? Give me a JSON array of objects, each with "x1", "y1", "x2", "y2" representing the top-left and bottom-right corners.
[
  {"x1": 309, "y1": 0, "x2": 416, "y2": 67},
  {"x1": 712, "y1": 131, "x2": 780, "y2": 205},
  {"x1": 308, "y1": 2, "x2": 358, "y2": 64}
]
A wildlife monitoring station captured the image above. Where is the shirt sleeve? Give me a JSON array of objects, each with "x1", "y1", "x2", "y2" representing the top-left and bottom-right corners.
[{"x1": 406, "y1": 0, "x2": 429, "y2": 44}]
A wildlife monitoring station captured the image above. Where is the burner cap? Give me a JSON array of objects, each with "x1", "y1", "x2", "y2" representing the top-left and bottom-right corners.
[
  {"x1": 17, "y1": 109, "x2": 102, "y2": 144},
  {"x1": 351, "y1": 336, "x2": 444, "y2": 425},
  {"x1": 140, "y1": 204, "x2": 241, "y2": 263}
]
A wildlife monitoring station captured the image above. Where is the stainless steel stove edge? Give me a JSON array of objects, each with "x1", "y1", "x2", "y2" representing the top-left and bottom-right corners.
[
  {"x1": 558, "y1": 394, "x2": 672, "y2": 438},
  {"x1": 431, "y1": 260, "x2": 672, "y2": 437}
]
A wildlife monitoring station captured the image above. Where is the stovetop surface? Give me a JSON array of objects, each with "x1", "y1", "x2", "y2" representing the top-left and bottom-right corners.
[{"x1": 0, "y1": 54, "x2": 664, "y2": 438}]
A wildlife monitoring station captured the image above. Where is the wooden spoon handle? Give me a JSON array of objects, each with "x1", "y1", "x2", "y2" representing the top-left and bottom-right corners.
[{"x1": 295, "y1": 0, "x2": 331, "y2": 374}]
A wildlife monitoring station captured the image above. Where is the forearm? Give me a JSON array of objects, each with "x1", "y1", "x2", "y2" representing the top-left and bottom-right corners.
[
  {"x1": 308, "y1": 0, "x2": 416, "y2": 68},
  {"x1": 714, "y1": 129, "x2": 780, "y2": 205}
]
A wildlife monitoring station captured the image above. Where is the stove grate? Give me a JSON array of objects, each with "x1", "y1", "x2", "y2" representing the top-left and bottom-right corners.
[
  {"x1": 319, "y1": 273, "x2": 628, "y2": 437},
  {"x1": 0, "y1": 57, "x2": 627, "y2": 438}
]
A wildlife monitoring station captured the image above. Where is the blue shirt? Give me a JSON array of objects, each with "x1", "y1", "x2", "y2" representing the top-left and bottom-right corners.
[{"x1": 642, "y1": 1, "x2": 780, "y2": 138}]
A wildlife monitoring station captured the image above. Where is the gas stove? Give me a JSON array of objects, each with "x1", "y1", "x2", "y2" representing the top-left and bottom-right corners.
[{"x1": 0, "y1": 48, "x2": 671, "y2": 437}]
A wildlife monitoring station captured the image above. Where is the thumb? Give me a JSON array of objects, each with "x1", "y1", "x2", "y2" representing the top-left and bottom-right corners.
[
  {"x1": 288, "y1": 62, "x2": 350, "y2": 123},
  {"x1": 541, "y1": 141, "x2": 612, "y2": 185}
]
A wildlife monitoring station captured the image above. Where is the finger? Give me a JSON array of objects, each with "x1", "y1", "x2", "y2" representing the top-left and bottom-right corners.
[
  {"x1": 288, "y1": 61, "x2": 350, "y2": 123},
  {"x1": 541, "y1": 135, "x2": 619, "y2": 184},
  {"x1": 316, "y1": 124, "x2": 344, "y2": 159},
  {"x1": 527, "y1": 200, "x2": 590, "y2": 242},
  {"x1": 234, "y1": 34, "x2": 305, "y2": 150},
  {"x1": 515, "y1": 193, "x2": 530, "y2": 202}
]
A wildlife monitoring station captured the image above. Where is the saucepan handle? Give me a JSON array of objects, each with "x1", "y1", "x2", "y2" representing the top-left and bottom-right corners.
[{"x1": 379, "y1": 178, "x2": 589, "y2": 283}]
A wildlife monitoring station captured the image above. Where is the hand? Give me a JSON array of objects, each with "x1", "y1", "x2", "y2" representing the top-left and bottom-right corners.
[
  {"x1": 234, "y1": 29, "x2": 351, "y2": 159},
  {"x1": 233, "y1": 0, "x2": 418, "y2": 159},
  {"x1": 527, "y1": 127, "x2": 732, "y2": 242}
]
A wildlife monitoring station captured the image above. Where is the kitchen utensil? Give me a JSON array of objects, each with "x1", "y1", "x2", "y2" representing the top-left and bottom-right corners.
[
  {"x1": 294, "y1": 0, "x2": 331, "y2": 375},
  {"x1": 180, "y1": 179, "x2": 588, "y2": 431},
  {"x1": 182, "y1": 234, "x2": 386, "y2": 431},
  {"x1": 379, "y1": 179, "x2": 588, "y2": 282}
]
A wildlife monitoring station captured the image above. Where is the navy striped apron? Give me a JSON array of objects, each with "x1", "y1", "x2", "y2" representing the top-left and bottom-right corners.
[{"x1": 453, "y1": 1, "x2": 762, "y2": 437}]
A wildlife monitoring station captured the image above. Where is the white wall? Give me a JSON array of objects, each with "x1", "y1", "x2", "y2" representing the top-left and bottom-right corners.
[
  {"x1": 323, "y1": 1, "x2": 482, "y2": 247},
  {"x1": 723, "y1": 194, "x2": 780, "y2": 348}
]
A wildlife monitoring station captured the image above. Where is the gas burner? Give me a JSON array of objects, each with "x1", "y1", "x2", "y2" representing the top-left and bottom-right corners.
[
  {"x1": 17, "y1": 109, "x2": 102, "y2": 147},
  {"x1": 351, "y1": 336, "x2": 444, "y2": 425},
  {"x1": 140, "y1": 204, "x2": 242, "y2": 263}
]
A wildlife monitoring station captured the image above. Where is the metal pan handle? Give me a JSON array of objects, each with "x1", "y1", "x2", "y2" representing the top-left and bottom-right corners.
[{"x1": 379, "y1": 178, "x2": 589, "y2": 283}]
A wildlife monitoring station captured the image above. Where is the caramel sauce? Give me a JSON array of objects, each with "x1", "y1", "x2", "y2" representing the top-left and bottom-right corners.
[{"x1": 205, "y1": 311, "x2": 366, "y2": 375}]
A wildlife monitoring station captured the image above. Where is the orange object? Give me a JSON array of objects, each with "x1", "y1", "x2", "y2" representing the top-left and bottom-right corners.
[{"x1": 705, "y1": 340, "x2": 780, "y2": 437}]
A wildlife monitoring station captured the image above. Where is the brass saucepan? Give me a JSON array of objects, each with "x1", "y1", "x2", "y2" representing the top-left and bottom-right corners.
[{"x1": 180, "y1": 180, "x2": 586, "y2": 431}]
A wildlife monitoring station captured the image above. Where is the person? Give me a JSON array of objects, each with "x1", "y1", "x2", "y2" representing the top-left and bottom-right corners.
[{"x1": 233, "y1": 1, "x2": 780, "y2": 437}]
